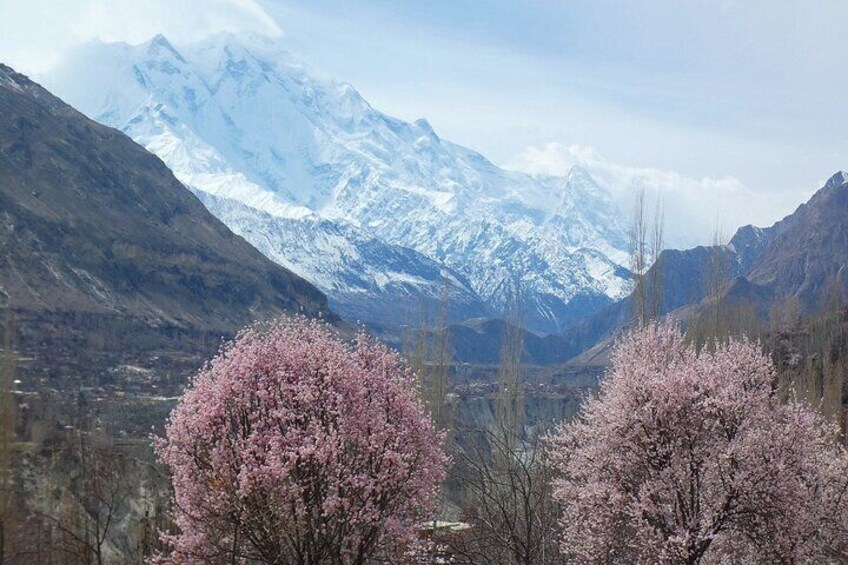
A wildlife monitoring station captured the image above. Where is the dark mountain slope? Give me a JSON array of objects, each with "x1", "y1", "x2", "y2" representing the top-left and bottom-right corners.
[
  {"x1": 742, "y1": 172, "x2": 848, "y2": 308},
  {"x1": 560, "y1": 172, "x2": 848, "y2": 364},
  {"x1": 445, "y1": 317, "x2": 575, "y2": 365},
  {"x1": 553, "y1": 244, "x2": 744, "y2": 362},
  {"x1": 0, "y1": 64, "x2": 332, "y2": 378}
]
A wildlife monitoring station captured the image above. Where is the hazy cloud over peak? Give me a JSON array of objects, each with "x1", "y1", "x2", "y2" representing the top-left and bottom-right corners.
[
  {"x1": 0, "y1": 0, "x2": 281, "y2": 73},
  {"x1": 508, "y1": 142, "x2": 808, "y2": 248}
]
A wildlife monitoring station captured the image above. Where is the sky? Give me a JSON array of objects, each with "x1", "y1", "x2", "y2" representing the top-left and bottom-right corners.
[{"x1": 0, "y1": 0, "x2": 845, "y2": 246}]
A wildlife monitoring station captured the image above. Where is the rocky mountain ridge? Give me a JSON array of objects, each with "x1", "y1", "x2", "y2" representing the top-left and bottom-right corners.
[
  {"x1": 559, "y1": 171, "x2": 848, "y2": 364},
  {"x1": 0, "y1": 63, "x2": 332, "y2": 378}
]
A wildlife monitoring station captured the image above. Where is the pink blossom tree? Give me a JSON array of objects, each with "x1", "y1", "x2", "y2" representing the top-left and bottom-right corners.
[
  {"x1": 548, "y1": 321, "x2": 848, "y2": 563},
  {"x1": 155, "y1": 316, "x2": 448, "y2": 564}
]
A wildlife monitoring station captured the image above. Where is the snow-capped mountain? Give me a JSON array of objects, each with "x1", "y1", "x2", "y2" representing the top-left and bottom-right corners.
[
  {"x1": 192, "y1": 190, "x2": 489, "y2": 327},
  {"x1": 45, "y1": 33, "x2": 632, "y2": 333}
]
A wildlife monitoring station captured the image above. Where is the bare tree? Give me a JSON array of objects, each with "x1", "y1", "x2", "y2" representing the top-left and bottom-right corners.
[
  {"x1": 447, "y1": 281, "x2": 563, "y2": 565},
  {"x1": 403, "y1": 298, "x2": 430, "y2": 392},
  {"x1": 705, "y1": 221, "x2": 730, "y2": 345},
  {"x1": 648, "y1": 194, "x2": 665, "y2": 320},
  {"x1": 416, "y1": 280, "x2": 456, "y2": 564},
  {"x1": 771, "y1": 287, "x2": 847, "y2": 434},
  {"x1": 495, "y1": 278, "x2": 524, "y2": 452},
  {"x1": 630, "y1": 185, "x2": 649, "y2": 325},
  {"x1": 0, "y1": 311, "x2": 19, "y2": 564},
  {"x1": 35, "y1": 411, "x2": 132, "y2": 565},
  {"x1": 630, "y1": 184, "x2": 665, "y2": 326},
  {"x1": 685, "y1": 221, "x2": 739, "y2": 351},
  {"x1": 427, "y1": 279, "x2": 452, "y2": 434},
  {"x1": 448, "y1": 430, "x2": 561, "y2": 565}
]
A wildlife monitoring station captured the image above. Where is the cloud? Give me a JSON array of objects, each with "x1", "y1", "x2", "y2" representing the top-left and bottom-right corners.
[
  {"x1": 0, "y1": 0, "x2": 281, "y2": 74},
  {"x1": 256, "y1": 1, "x2": 845, "y2": 212},
  {"x1": 508, "y1": 142, "x2": 806, "y2": 248}
]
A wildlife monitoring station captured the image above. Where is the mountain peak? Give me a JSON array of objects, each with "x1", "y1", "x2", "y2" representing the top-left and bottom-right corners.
[
  {"x1": 566, "y1": 164, "x2": 594, "y2": 185},
  {"x1": 805, "y1": 170, "x2": 848, "y2": 209},
  {"x1": 565, "y1": 165, "x2": 609, "y2": 201},
  {"x1": 145, "y1": 33, "x2": 184, "y2": 62},
  {"x1": 825, "y1": 170, "x2": 848, "y2": 189}
]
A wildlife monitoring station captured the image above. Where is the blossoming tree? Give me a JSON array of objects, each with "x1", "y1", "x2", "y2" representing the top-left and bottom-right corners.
[
  {"x1": 548, "y1": 321, "x2": 848, "y2": 563},
  {"x1": 155, "y1": 316, "x2": 448, "y2": 564}
]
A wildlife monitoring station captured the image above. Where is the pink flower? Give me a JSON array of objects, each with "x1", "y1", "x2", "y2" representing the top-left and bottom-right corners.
[
  {"x1": 548, "y1": 321, "x2": 848, "y2": 563},
  {"x1": 155, "y1": 316, "x2": 448, "y2": 564}
]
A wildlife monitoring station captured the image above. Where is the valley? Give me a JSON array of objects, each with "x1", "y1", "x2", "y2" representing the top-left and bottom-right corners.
[{"x1": 0, "y1": 8, "x2": 847, "y2": 562}]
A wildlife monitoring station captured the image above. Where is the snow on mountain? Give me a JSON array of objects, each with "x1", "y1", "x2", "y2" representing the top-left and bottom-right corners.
[
  {"x1": 192, "y1": 189, "x2": 489, "y2": 327},
  {"x1": 45, "y1": 32, "x2": 632, "y2": 333}
]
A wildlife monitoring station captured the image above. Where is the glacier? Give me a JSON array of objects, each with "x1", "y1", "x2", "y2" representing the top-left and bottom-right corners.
[{"x1": 44, "y1": 32, "x2": 632, "y2": 333}]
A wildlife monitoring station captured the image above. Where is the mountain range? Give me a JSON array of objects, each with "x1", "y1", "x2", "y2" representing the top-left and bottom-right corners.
[
  {"x1": 560, "y1": 171, "x2": 848, "y2": 365},
  {"x1": 43, "y1": 33, "x2": 632, "y2": 334},
  {"x1": 3, "y1": 52, "x2": 846, "y2": 375}
]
